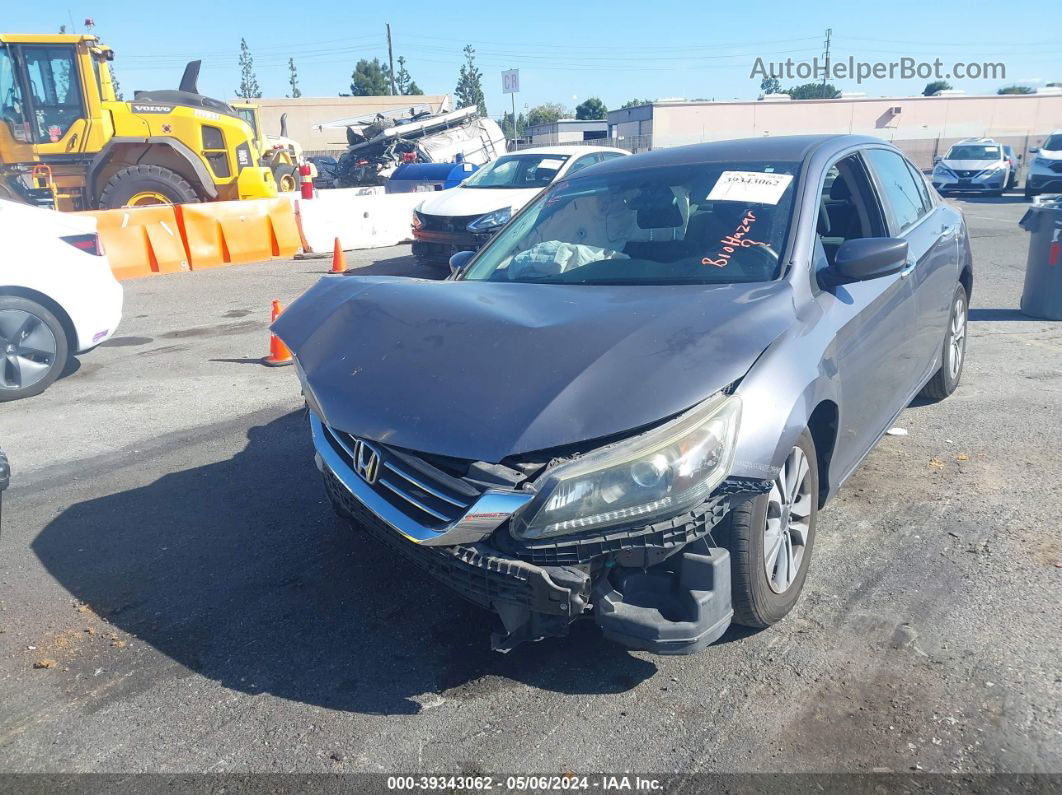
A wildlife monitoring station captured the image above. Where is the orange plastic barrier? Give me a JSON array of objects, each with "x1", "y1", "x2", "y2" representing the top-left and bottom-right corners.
[
  {"x1": 78, "y1": 206, "x2": 189, "y2": 280},
  {"x1": 175, "y1": 198, "x2": 300, "y2": 269}
]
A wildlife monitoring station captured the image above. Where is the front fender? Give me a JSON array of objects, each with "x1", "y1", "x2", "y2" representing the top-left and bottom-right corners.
[{"x1": 730, "y1": 316, "x2": 839, "y2": 490}]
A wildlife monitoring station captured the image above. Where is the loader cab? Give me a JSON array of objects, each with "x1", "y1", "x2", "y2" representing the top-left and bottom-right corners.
[{"x1": 0, "y1": 35, "x2": 111, "y2": 157}]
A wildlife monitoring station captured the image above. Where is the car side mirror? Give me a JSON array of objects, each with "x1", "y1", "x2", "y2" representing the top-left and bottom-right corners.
[
  {"x1": 1029, "y1": 147, "x2": 1039, "y2": 154},
  {"x1": 449, "y1": 249, "x2": 475, "y2": 276},
  {"x1": 832, "y1": 238, "x2": 909, "y2": 283},
  {"x1": 933, "y1": 155, "x2": 942, "y2": 164}
]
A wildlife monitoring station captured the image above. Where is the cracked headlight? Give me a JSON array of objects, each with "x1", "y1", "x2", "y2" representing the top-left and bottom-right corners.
[
  {"x1": 467, "y1": 207, "x2": 512, "y2": 232},
  {"x1": 512, "y1": 394, "x2": 741, "y2": 540}
]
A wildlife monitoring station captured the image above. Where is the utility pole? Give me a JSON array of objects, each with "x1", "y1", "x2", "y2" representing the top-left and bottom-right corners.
[
  {"x1": 386, "y1": 23, "x2": 398, "y2": 96},
  {"x1": 821, "y1": 27, "x2": 832, "y2": 88}
]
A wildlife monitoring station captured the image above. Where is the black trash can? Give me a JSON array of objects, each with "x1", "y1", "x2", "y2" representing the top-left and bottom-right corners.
[{"x1": 1018, "y1": 198, "x2": 1062, "y2": 321}]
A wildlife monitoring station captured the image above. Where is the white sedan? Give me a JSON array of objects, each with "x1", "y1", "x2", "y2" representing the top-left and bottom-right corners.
[
  {"x1": 0, "y1": 199, "x2": 123, "y2": 401},
  {"x1": 412, "y1": 145, "x2": 630, "y2": 265}
]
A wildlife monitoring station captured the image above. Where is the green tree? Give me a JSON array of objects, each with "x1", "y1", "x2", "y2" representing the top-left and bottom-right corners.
[
  {"x1": 620, "y1": 98, "x2": 651, "y2": 109},
  {"x1": 350, "y1": 58, "x2": 392, "y2": 96},
  {"x1": 760, "y1": 76, "x2": 782, "y2": 94},
  {"x1": 997, "y1": 84, "x2": 1034, "y2": 94},
  {"x1": 455, "y1": 45, "x2": 486, "y2": 116},
  {"x1": 395, "y1": 57, "x2": 423, "y2": 96},
  {"x1": 785, "y1": 82, "x2": 840, "y2": 99},
  {"x1": 236, "y1": 38, "x2": 262, "y2": 99},
  {"x1": 575, "y1": 96, "x2": 607, "y2": 120},
  {"x1": 526, "y1": 102, "x2": 567, "y2": 128},
  {"x1": 923, "y1": 80, "x2": 952, "y2": 96},
  {"x1": 501, "y1": 111, "x2": 527, "y2": 139},
  {"x1": 288, "y1": 58, "x2": 301, "y2": 98}
]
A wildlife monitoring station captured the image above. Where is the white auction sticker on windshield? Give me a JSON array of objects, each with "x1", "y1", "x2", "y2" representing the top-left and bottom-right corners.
[
  {"x1": 707, "y1": 171, "x2": 793, "y2": 205},
  {"x1": 537, "y1": 159, "x2": 565, "y2": 169}
]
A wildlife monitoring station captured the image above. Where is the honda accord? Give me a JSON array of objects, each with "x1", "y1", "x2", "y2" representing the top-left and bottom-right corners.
[{"x1": 274, "y1": 135, "x2": 972, "y2": 654}]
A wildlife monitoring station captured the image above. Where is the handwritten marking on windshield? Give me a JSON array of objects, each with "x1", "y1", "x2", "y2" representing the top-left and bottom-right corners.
[{"x1": 702, "y1": 211, "x2": 765, "y2": 268}]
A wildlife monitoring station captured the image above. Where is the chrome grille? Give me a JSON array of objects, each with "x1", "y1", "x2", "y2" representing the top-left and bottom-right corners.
[{"x1": 321, "y1": 423, "x2": 479, "y2": 527}]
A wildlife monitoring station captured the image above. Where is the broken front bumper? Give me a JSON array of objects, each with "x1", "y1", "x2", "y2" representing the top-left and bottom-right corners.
[{"x1": 312, "y1": 411, "x2": 765, "y2": 653}]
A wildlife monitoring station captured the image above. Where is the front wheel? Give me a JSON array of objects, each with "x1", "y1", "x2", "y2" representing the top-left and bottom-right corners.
[
  {"x1": 919, "y1": 283, "x2": 968, "y2": 401},
  {"x1": 98, "y1": 164, "x2": 200, "y2": 209},
  {"x1": 716, "y1": 431, "x2": 818, "y2": 628},
  {"x1": 0, "y1": 296, "x2": 70, "y2": 402}
]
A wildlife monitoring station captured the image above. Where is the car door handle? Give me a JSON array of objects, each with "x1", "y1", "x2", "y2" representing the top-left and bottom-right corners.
[{"x1": 900, "y1": 259, "x2": 917, "y2": 278}]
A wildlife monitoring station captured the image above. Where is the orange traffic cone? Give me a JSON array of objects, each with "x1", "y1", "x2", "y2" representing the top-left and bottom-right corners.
[
  {"x1": 330, "y1": 238, "x2": 347, "y2": 273},
  {"x1": 262, "y1": 300, "x2": 293, "y2": 367}
]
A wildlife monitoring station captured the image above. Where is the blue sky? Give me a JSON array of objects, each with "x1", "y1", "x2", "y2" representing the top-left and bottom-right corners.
[{"x1": 7, "y1": 0, "x2": 1060, "y2": 118}]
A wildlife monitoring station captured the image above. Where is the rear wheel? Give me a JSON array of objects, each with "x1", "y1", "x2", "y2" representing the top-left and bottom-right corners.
[
  {"x1": 98, "y1": 164, "x2": 199, "y2": 209},
  {"x1": 0, "y1": 296, "x2": 69, "y2": 402},
  {"x1": 919, "y1": 284, "x2": 968, "y2": 400},
  {"x1": 716, "y1": 431, "x2": 818, "y2": 628},
  {"x1": 273, "y1": 164, "x2": 299, "y2": 193}
]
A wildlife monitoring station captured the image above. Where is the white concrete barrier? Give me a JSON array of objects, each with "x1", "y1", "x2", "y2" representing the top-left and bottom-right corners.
[{"x1": 295, "y1": 187, "x2": 424, "y2": 254}]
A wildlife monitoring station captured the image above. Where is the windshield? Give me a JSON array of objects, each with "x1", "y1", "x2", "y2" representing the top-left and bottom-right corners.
[
  {"x1": 461, "y1": 153, "x2": 570, "y2": 189},
  {"x1": 946, "y1": 144, "x2": 1001, "y2": 160},
  {"x1": 236, "y1": 107, "x2": 258, "y2": 137},
  {"x1": 1042, "y1": 135, "x2": 1062, "y2": 152},
  {"x1": 461, "y1": 160, "x2": 800, "y2": 285}
]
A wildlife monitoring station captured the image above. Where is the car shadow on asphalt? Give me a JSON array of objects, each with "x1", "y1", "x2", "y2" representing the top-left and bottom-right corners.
[
  {"x1": 32, "y1": 410, "x2": 658, "y2": 716},
  {"x1": 968, "y1": 308, "x2": 1041, "y2": 322}
]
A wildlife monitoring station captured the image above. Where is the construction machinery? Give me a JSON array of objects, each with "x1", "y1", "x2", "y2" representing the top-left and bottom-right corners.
[
  {"x1": 231, "y1": 104, "x2": 313, "y2": 193},
  {"x1": 0, "y1": 33, "x2": 278, "y2": 210}
]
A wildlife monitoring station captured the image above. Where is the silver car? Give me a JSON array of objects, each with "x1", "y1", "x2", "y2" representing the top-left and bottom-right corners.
[
  {"x1": 932, "y1": 137, "x2": 1013, "y2": 196},
  {"x1": 276, "y1": 134, "x2": 973, "y2": 654}
]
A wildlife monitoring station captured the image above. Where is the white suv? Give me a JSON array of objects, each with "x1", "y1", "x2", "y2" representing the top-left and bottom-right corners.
[{"x1": 1025, "y1": 130, "x2": 1062, "y2": 200}]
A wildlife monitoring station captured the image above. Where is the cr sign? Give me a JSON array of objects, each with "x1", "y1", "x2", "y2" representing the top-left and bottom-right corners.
[{"x1": 502, "y1": 70, "x2": 519, "y2": 94}]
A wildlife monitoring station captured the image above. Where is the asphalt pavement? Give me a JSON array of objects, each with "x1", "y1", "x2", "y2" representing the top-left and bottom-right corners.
[{"x1": 1, "y1": 193, "x2": 1059, "y2": 774}]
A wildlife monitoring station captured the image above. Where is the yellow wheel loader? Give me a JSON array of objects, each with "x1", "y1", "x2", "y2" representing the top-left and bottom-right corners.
[
  {"x1": 0, "y1": 33, "x2": 278, "y2": 210},
  {"x1": 231, "y1": 105, "x2": 315, "y2": 193}
]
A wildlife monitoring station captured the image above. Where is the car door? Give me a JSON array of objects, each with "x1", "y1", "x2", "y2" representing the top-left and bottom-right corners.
[
  {"x1": 16, "y1": 43, "x2": 90, "y2": 155},
  {"x1": 864, "y1": 147, "x2": 955, "y2": 386},
  {"x1": 813, "y1": 153, "x2": 919, "y2": 481}
]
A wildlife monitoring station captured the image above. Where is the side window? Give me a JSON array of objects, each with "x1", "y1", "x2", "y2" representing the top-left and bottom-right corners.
[
  {"x1": 599, "y1": 152, "x2": 627, "y2": 163},
  {"x1": 905, "y1": 159, "x2": 934, "y2": 213},
  {"x1": 566, "y1": 154, "x2": 600, "y2": 175},
  {"x1": 22, "y1": 45, "x2": 84, "y2": 143},
  {"x1": 0, "y1": 46, "x2": 29, "y2": 141},
  {"x1": 864, "y1": 148, "x2": 928, "y2": 234}
]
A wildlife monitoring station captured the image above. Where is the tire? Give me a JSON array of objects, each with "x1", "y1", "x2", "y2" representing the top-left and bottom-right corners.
[
  {"x1": 97, "y1": 164, "x2": 199, "y2": 209},
  {"x1": 0, "y1": 296, "x2": 70, "y2": 402},
  {"x1": 273, "y1": 164, "x2": 298, "y2": 193},
  {"x1": 715, "y1": 430, "x2": 818, "y2": 628},
  {"x1": 919, "y1": 283, "x2": 968, "y2": 401}
]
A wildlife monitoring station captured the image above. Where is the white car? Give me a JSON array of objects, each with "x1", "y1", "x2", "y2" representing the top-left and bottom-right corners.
[
  {"x1": 411, "y1": 145, "x2": 630, "y2": 265},
  {"x1": 0, "y1": 199, "x2": 123, "y2": 401},
  {"x1": 931, "y1": 138, "x2": 1013, "y2": 197}
]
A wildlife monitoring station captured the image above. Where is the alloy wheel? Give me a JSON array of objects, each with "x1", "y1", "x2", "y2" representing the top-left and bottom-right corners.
[
  {"x1": 0, "y1": 309, "x2": 58, "y2": 390},
  {"x1": 948, "y1": 296, "x2": 967, "y2": 380},
  {"x1": 763, "y1": 445, "x2": 813, "y2": 594}
]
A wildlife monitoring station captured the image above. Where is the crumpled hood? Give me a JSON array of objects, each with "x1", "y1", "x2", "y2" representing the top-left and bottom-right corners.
[
  {"x1": 274, "y1": 275, "x2": 794, "y2": 462},
  {"x1": 417, "y1": 186, "x2": 540, "y2": 218}
]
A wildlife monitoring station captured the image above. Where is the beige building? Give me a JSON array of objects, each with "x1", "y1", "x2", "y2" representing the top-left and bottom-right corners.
[
  {"x1": 234, "y1": 95, "x2": 451, "y2": 153},
  {"x1": 607, "y1": 93, "x2": 1062, "y2": 167}
]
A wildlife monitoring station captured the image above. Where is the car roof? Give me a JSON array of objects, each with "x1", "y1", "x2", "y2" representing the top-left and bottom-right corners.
[
  {"x1": 504, "y1": 145, "x2": 629, "y2": 157},
  {"x1": 575, "y1": 134, "x2": 885, "y2": 177}
]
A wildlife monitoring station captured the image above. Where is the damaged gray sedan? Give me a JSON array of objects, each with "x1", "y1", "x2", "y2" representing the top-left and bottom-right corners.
[{"x1": 274, "y1": 134, "x2": 972, "y2": 654}]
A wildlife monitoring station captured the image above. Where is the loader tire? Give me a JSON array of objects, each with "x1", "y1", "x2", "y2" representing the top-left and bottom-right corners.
[{"x1": 97, "y1": 165, "x2": 200, "y2": 209}]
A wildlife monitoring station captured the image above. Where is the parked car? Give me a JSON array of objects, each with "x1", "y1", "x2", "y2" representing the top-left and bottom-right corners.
[
  {"x1": 275, "y1": 135, "x2": 972, "y2": 654},
  {"x1": 0, "y1": 199, "x2": 123, "y2": 401},
  {"x1": 1024, "y1": 130, "x2": 1062, "y2": 199},
  {"x1": 411, "y1": 145, "x2": 629, "y2": 265},
  {"x1": 1002, "y1": 145, "x2": 1020, "y2": 190},
  {"x1": 931, "y1": 138, "x2": 1013, "y2": 196}
]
